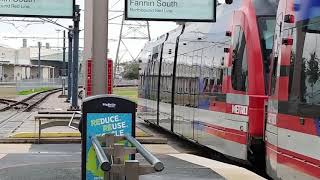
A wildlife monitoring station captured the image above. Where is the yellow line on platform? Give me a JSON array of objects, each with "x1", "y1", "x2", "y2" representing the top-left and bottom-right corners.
[
  {"x1": 10, "y1": 130, "x2": 151, "y2": 138},
  {"x1": 10, "y1": 132, "x2": 81, "y2": 138}
]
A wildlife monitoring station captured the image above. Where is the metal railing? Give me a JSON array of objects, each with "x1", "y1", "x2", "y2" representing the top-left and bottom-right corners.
[
  {"x1": 91, "y1": 134, "x2": 164, "y2": 180},
  {"x1": 91, "y1": 136, "x2": 112, "y2": 172}
]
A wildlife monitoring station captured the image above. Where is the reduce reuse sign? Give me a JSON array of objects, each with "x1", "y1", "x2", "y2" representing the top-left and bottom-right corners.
[
  {"x1": 81, "y1": 95, "x2": 136, "y2": 180},
  {"x1": 0, "y1": 0, "x2": 74, "y2": 18},
  {"x1": 125, "y1": 0, "x2": 216, "y2": 22}
]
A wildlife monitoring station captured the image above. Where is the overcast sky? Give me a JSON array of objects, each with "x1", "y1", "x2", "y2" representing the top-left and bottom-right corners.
[{"x1": 0, "y1": 0, "x2": 224, "y2": 62}]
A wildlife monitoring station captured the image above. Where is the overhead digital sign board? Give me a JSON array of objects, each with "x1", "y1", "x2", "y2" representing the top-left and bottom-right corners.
[
  {"x1": 125, "y1": 0, "x2": 216, "y2": 22},
  {"x1": 0, "y1": 0, "x2": 74, "y2": 18}
]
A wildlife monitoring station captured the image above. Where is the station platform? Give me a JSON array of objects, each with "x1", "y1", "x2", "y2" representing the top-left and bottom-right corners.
[
  {"x1": 0, "y1": 143, "x2": 265, "y2": 180},
  {"x1": 0, "y1": 92, "x2": 266, "y2": 180}
]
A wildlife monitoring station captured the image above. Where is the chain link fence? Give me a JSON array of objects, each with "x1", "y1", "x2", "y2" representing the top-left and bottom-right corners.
[{"x1": 16, "y1": 78, "x2": 65, "y2": 92}]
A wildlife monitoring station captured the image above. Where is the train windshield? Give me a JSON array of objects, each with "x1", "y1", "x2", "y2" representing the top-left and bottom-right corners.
[
  {"x1": 258, "y1": 17, "x2": 276, "y2": 59},
  {"x1": 257, "y1": 16, "x2": 276, "y2": 93}
]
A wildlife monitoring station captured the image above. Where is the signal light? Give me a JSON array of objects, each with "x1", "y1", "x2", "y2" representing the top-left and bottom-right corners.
[
  {"x1": 284, "y1": 14, "x2": 295, "y2": 23},
  {"x1": 224, "y1": 48, "x2": 230, "y2": 53},
  {"x1": 282, "y1": 38, "x2": 293, "y2": 45},
  {"x1": 225, "y1": 31, "x2": 232, "y2": 37}
]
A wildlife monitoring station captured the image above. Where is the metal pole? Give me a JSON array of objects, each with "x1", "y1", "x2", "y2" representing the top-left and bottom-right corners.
[
  {"x1": 125, "y1": 135, "x2": 164, "y2": 172},
  {"x1": 63, "y1": 30, "x2": 66, "y2": 75},
  {"x1": 92, "y1": 0, "x2": 108, "y2": 95},
  {"x1": 147, "y1": 21, "x2": 151, "y2": 41},
  {"x1": 38, "y1": 42, "x2": 41, "y2": 79},
  {"x1": 62, "y1": 30, "x2": 66, "y2": 95},
  {"x1": 71, "y1": 5, "x2": 80, "y2": 110},
  {"x1": 114, "y1": 14, "x2": 124, "y2": 81},
  {"x1": 84, "y1": 0, "x2": 93, "y2": 98},
  {"x1": 91, "y1": 136, "x2": 112, "y2": 172},
  {"x1": 67, "y1": 26, "x2": 73, "y2": 102}
]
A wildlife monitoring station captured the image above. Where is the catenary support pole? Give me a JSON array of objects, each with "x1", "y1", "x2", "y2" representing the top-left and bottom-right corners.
[
  {"x1": 63, "y1": 30, "x2": 66, "y2": 76},
  {"x1": 91, "y1": 0, "x2": 108, "y2": 95},
  {"x1": 147, "y1": 21, "x2": 151, "y2": 41},
  {"x1": 67, "y1": 26, "x2": 73, "y2": 102},
  {"x1": 38, "y1": 42, "x2": 41, "y2": 79},
  {"x1": 114, "y1": 14, "x2": 124, "y2": 81},
  {"x1": 61, "y1": 30, "x2": 67, "y2": 95},
  {"x1": 71, "y1": 5, "x2": 80, "y2": 110}
]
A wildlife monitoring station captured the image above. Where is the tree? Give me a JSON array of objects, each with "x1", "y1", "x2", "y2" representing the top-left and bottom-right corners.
[
  {"x1": 123, "y1": 61, "x2": 139, "y2": 80},
  {"x1": 306, "y1": 52, "x2": 320, "y2": 102}
]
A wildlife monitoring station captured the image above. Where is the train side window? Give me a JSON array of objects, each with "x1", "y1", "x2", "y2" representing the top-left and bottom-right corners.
[
  {"x1": 231, "y1": 26, "x2": 248, "y2": 92},
  {"x1": 289, "y1": 20, "x2": 320, "y2": 105}
]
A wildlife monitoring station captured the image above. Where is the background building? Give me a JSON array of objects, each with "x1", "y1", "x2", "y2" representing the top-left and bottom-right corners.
[{"x1": 0, "y1": 41, "x2": 83, "y2": 81}]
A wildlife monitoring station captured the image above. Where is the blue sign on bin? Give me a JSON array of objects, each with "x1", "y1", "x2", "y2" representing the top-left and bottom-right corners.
[
  {"x1": 81, "y1": 95, "x2": 137, "y2": 180},
  {"x1": 86, "y1": 113, "x2": 133, "y2": 180}
]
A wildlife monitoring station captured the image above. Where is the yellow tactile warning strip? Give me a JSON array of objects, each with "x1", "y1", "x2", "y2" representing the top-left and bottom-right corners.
[
  {"x1": 135, "y1": 127, "x2": 152, "y2": 137},
  {"x1": 11, "y1": 127, "x2": 151, "y2": 138},
  {"x1": 10, "y1": 132, "x2": 81, "y2": 138},
  {"x1": 170, "y1": 154, "x2": 266, "y2": 180}
]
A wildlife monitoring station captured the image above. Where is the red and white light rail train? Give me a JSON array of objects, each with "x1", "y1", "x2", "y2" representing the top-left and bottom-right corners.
[{"x1": 138, "y1": 0, "x2": 320, "y2": 179}]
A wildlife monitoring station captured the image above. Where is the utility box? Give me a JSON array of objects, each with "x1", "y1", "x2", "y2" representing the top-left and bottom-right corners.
[{"x1": 81, "y1": 95, "x2": 136, "y2": 180}]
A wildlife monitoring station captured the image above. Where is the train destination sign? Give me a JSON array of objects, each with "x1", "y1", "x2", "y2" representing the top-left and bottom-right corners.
[
  {"x1": 125, "y1": 0, "x2": 216, "y2": 22},
  {"x1": 0, "y1": 0, "x2": 74, "y2": 18}
]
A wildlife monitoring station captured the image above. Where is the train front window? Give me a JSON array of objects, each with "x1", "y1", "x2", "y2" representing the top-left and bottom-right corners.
[
  {"x1": 258, "y1": 17, "x2": 276, "y2": 52},
  {"x1": 258, "y1": 17, "x2": 276, "y2": 94},
  {"x1": 291, "y1": 17, "x2": 320, "y2": 105}
]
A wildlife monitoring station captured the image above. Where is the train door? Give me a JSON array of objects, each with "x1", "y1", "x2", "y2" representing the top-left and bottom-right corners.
[
  {"x1": 142, "y1": 56, "x2": 154, "y2": 122},
  {"x1": 181, "y1": 53, "x2": 191, "y2": 137},
  {"x1": 158, "y1": 57, "x2": 173, "y2": 130},
  {"x1": 148, "y1": 48, "x2": 160, "y2": 124},
  {"x1": 180, "y1": 51, "x2": 195, "y2": 139},
  {"x1": 173, "y1": 54, "x2": 184, "y2": 135},
  {"x1": 193, "y1": 49, "x2": 204, "y2": 141},
  {"x1": 265, "y1": 2, "x2": 284, "y2": 178},
  {"x1": 224, "y1": 10, "x2": 250, "y2": 160},
  {"x1": 195, "y1": 46, "x2": 215, "y2": 142},
  {"x1": 159, "y1": 35, "x2": 175, "y2": 130}
]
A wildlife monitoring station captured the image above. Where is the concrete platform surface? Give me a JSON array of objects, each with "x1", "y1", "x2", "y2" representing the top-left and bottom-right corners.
[
  {"x1": 0, "y1": 144, "x2": 224, "y2": 180},
  {"x1": 0, "y1": 143, "x2": 266, "y2": 180}
]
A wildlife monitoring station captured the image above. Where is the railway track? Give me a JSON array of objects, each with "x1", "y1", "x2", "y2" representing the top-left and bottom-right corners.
[
  {"x1": 0, "y1": 89, "x2": 61, "y2": 137},
  {"x1": 0, "y1": 89, "x2": 61, "y2": 112}
]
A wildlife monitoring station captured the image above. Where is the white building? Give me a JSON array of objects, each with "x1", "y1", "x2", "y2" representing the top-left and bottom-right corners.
[{"x1": 0, "y1": 44, "x2": 55, "y2": 81}]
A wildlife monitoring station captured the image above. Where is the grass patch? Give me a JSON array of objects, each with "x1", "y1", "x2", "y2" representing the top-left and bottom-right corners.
[
  {"x1": 113, "y1": 87, "x2": 138, "y2": 102},
  {"x1": 18, "y1": 87, "x2": 51, "y2": 95}
]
